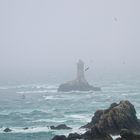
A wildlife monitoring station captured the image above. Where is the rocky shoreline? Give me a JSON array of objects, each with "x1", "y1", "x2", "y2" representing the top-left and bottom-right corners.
[
  {"x1": 51, "y1": 100, "x2": 140, "y2": 140},
  {"x1": 3, "y1": 100, "x2": 140, "y2": 140}
]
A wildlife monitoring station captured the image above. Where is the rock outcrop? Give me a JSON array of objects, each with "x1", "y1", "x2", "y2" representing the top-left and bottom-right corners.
[
  {"x1": 51, "y1": 101, "x2": 140, "y2": 140},
  {"x1": 58, "y1": 80, "x2": 100, "y2": 92},
  {"x1": 52, "y1": 135, "x2": 67, "y2": 140},
  {"x1": 3, "y1": 128, "x2": 12, "y2": 132},
  {"x1": 82, "y1": 101, "x2": 140, "y2": 135},
  {"x1": 50, "y1": 124, "x2": 72, "y2": 130},
  {"x1": 115, "y1": 129, "x2": 140, "y2": 140},
  {"x1": 67, "y1": 133, "x2": 82, "y2": 140},
  {"x1": 58, "y1": 60, "x2": 101, "y2": 92},
  {"x1": 82, "y1": 126, "x2": 113, "y2": 140},
  {"x1": 51, "y1": 126, "x2": 113, "y2": 140}
]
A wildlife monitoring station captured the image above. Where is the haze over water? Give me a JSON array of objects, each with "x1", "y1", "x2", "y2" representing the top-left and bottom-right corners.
[{"x1": 0, "y1": 0, "x2": 140, "y2": 140}]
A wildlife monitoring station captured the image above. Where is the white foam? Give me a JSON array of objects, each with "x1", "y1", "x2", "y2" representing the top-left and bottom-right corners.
[
  {"x1": 31, "y1": 118, "x2": 66, "y2": 123},
  {"x1": 65, "y1": 114, "x2": 91, "y2": 122},
  {"x1": 112, "y1": 135, "x2": 119, "y2": 140},
  {"x1": 0, "y1": 127, "x2": 50, "y2": 133},
  {"x1": 52, "y1": 127, "x2": 86, "y2": 136},
  {"x1": 17, "y1": 90, "x2": 48, "y2": 94}
]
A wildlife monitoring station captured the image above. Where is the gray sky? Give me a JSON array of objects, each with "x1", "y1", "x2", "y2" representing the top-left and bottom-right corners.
[{"x1": 0, "y1": 0, "x2": 140, "y2": 83}]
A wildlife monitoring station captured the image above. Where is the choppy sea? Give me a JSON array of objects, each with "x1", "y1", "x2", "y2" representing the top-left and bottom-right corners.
[{"x1": 0, "y1": 78, "x2": 140, "y2": 140}]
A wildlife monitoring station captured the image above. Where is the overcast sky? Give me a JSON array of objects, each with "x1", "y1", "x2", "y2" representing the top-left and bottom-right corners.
[{"x1": 0, "y1": 0, "x2": 140, "y2": 83}]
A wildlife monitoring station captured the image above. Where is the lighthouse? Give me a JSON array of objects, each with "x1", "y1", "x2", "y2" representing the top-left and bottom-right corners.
[
  {"x1": 58, "y1": 59, "x2": 101, "y2": 92},
  {"x1": 76, "y1": 60, "x2": 86, "y2": 83}
]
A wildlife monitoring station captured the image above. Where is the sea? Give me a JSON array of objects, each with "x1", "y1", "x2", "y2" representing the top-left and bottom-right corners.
[{"x1": 0, "y1": 77, "x2": 140, "y2": 140}]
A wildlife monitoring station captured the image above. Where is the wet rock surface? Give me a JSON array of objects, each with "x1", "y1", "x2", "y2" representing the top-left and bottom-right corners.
[
  {"x1": 50, "y1": 124, "x2": 72, "y2": 130},
  {"x1": 115, "y1": 129, "x2": 140, "y2": 140},
  {"x1": 82, "y1": 100, "x2": 140, "y2": 134},
  {"x1": 51, "y1": 101, "x2": 140, "y2": 140},
  {"x1": 51, "y1": 126, "x2": 113, "y2": 140},
  {"x1": 52, "y1": 135, "x2": 67, "y2": 140},
  {"x1": 82, "y1": 126, "x2": 113, "y2": 140}
]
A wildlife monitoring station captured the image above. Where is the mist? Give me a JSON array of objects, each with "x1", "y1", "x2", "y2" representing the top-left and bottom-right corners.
[{"x1": 0, "y1": 0, "x2": 140, "y2": 84}]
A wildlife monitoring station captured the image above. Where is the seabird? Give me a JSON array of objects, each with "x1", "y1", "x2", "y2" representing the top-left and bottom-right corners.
[{"x1": 85, "y1": 67, "x2": 89, "y2": 71}]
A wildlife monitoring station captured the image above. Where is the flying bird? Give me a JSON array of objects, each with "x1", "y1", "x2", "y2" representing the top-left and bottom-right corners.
[{"x1": 85, "y1": 67, "x2": 89, "y2": 71}]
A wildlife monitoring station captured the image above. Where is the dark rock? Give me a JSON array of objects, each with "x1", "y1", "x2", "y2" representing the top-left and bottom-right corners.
[
  {"x1": 115, "y1": 138, "x2": 123, "y2": 140},
  {"x1": 58, "y1": 80, "x2": 101, "y2": 92},
  {"x1": 67, "y1": 133, "x2": 82, "y2": 140},
  {"x1": 52, "y1": 135, "x2": 67, "y2": 140},
  {"x1": 115, "y1": 129, "x2": 140, "y2": 140},
  {"x1": 51, "y1": 127, "x2": 113, "y2": 140},
  {"x1": 23, "y1": 127, "x2": 28, "y2": 130},
  {"x1": 82, "y1": 101, "x2": 140, "y2": 135},
  {"x1": 82, "y1": 126, "x2": 113, "y2": 140},
  {"x1": 50, "y1": 124, "x2": 72, "y2": 130},
  {"x1": 3, "y1": 128, "x2": 12, "y2": 132}
]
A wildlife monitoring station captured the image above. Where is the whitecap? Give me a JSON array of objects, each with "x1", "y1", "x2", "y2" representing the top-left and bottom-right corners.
[
  {"x1": 65, "y1": 114, "x2": 91, "y2": 123},
  {"x1": 0, "y1": 127, "x2": 50, "y2": 133},
  {"x1": 112, "y1": 135, "x2": 119, "y2": 140}
]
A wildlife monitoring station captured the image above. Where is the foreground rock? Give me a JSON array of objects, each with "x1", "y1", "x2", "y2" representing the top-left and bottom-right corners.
[
  {"x1": 50, "y1": 124, "x2": 72, "y2": 130},
  {"x1": 58, "y1": 60, "x2": 101, "y2": 92},
  {"x1": 67, "y1": 133, "x2": 82, "y2": 139},
  {"x1": 51, "y1": 126, "x2": 113, "y2": 140},
  {"x1": 82, "y1": 101, "x2": 140, "y2": 135},
  {"x1": 82, "y1": 126, "x2": 113, "y2": 140},
  {"x1": 3, "y1": 128, "x2": 12, "y2": 132},
  {"x1": 51, "y1": 100, "x2": 140, "y2": 140},
  {"x1": 115, "y1": 129, "x2": 140, "y2": 140},
  {"x1": 52, "y1": 135, "x2": 66, "y2": 140}
]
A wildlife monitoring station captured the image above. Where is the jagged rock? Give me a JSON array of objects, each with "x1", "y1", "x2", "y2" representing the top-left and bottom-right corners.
[
  {"x1": 115, "y1": 129, "x2": 140, "y2": 140},
  {"x1": 3, "y1": 128, "x2": 12, "y2": 132},
  {"x1": 50, "y1": 124, "x2": 72, "y2": 130},
  {"x1": 58, "y1": 60, "x2": 101, "y2": 92},
  {"x1": 82, "y1": 126, "x2": 113, "y2": 140},
  {"x1": 51, "y1": 126, "x2": 113, "y2": 140},
  {"x1": 52, "y1": 135, "x2": 67, "y2": 140},
  {"x1": 67, "y1": 133, "x2": 82, "y2": 140},
  {"x1": 82, "y1": 101, "x2": 140, "y2": 135}
]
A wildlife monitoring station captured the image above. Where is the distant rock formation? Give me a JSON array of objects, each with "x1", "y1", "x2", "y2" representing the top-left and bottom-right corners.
[
  {"x1": 3, "y1": 128, "x2": 12, "y2": 132},
  {"x1": 58, "y1": 60, "x2": 101, "y2": 92},
  {"x1": 82, "y1": 100, "x2": 140, "y2": 135},
  {"x1": 50, "y1": 124, "x2": 72, "y2": 130}
]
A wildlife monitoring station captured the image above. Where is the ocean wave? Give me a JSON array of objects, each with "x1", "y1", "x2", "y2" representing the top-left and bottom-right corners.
[
  {"x1": 0, "y1": 84, "x2": 58, "y2": 91},
  {"x1": 32, "y1": 118, "x2": 66, "y2": 123},
  {"x1": 64, "y1": 114, "x2": 91, "y2": 123},
  {"x1": 0, "y1": 127, "x2": 50, "y2": 133},
  {"x1": 59, "y1": 90, "x2": 94, "y2": 94},
  {"x1": 17, "y1": 89, "x2": 57, "y2": 94},
  {"x1": 0, "y1": 110, "x2": 49, "y2": 120},
  {"x1": 0, "y1": 126, "x2": 86, "y2": 135}
]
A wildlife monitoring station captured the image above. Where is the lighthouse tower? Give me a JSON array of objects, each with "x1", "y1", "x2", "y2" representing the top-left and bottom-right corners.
[
  {"x1": 76, "y1": 59, "x2": 87, "y2": 83},
  {"x1": 58, "y1": 59, "x2": 101, "y2": 91}
]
